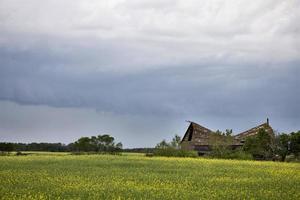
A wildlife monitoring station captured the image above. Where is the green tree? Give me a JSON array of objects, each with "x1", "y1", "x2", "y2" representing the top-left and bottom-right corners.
[
  {"x1": 73, "y1": 134, "x2": 122, "y2": 153},
  {"x1": 244, "y1": 128, "x2": 274, "y2": 160},
  {"x1": 275, "y1": 133, "x2": 290, "y2": 161},
  {"x1": 290, "y1": 131, "x2": 300, "y2": 157},
  {"x1": 170, "y1": 135, "x2": 181, "y2": 149},
  {"x1": 155, "y1": 139, "x2": 169, "y2": 149},
  {"x1": 0, "y1": 143, "x2": 15, "y2": 154},
  {"x1": 225, "y1": 129, "x2": 233, "y2": 136},
  {"x1": 98, "y1": 134, "x2": 115, "y2": 151},
  {"x1": 156, "y1": 135, "x2": 182, "y2": 149},
  {"x1": 74, "y1": 137, "x2": 92, "y2": 152},
  {"x1": 116, "y1": 142, "x2": 123, "y2": 150}
]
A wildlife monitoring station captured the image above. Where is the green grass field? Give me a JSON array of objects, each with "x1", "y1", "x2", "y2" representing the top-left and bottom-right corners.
[{"x1": 0, "y1": 152, "x2": 300, "y2": 200}]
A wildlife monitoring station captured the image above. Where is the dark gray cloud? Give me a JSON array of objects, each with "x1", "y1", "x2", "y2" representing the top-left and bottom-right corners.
[
  {"x1": 1, "y1": 41, "x2": 299, "y2": 119},
  {"x1": 0, "y1": 0, "x2": 299, "y2": 146}
]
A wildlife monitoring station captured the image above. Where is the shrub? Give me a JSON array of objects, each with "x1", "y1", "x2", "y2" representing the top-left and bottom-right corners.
[
  {"x1": 145, "y1": 153, "x2": 154, "y2": 157},
  {"x1": 15, "y1": 151, "x2": 28, "y2": 156},
  {"x1": 153, "y1": 148, "x2": 198, "y2": 158},
  {"x1": 228, "y1": 150, "x2": 253, "y2": 160},
  {"x1": 209, "y1": 148, "x2": 253, "y2": 160},
  {"x1": 71, "y1": 151, "x2": 122, "y2": 156}
]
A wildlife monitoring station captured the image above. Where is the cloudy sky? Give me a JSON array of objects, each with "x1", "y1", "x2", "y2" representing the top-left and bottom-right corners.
[{"x1": 0, "y1": 0, "x2": 299, "y2": 147}]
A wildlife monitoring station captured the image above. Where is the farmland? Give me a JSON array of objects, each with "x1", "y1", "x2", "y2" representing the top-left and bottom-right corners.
[{"x1": 0, "y1": 153, "x2": 300, "y2": 200}]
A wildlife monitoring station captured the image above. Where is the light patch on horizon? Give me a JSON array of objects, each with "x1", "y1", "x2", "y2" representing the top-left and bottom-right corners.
[{"x1": 0, "y1": 101, "x2": 184, "y2": 147}]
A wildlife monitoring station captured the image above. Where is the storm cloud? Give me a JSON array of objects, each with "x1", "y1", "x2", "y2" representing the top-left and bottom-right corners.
[{"x1": 0, "y1": 0, "x2": 299, "y2": 147}]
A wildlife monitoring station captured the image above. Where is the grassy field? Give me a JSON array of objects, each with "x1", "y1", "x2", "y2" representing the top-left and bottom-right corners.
[{"x1": 0, "y1": 152, "x2": 300, "y2": 199}]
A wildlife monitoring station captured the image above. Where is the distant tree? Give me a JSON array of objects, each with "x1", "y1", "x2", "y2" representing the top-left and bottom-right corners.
[
  {"x1": 116, "y1": 142, "x2": 123, "y2": 150},
  {"x1": 155, "y1": 139, "x2": 169, "y2": 149},
  {"x1": 0, "y1": 143, "x2": 14, "y2": 153},
  {"x1": 90, "y1": 136, "x2": 99, "y2": 151},
  {"x1": 290, "y1": 131, "x2": 300, "y2": 157},
  {"x1": 170, "y1": 135, "x2": 181, "y2": 149},
  {"x1": 73, "y1": 134, "x2": 122, "y2": 153},
  {"x1": 0, "y1": 143, "x2": 5, "y2": 152},
  {"x1": 244, "y1": 128, "x2": 274, "y2": 160},
  {"x1": 215, "y1": 130, "x2": 223, "y2": 136},
  {"x1": 156, "y1": 135, "x2": 182, "y2": 150},
  {"x1": 99, "y1": 134, "x2": 115, "y2": 151},
  {"x1": 243, "y1": 136, "x2": 259, "y2": 156},
  {"x1": 154, "y1": 135, "x2": 197, "y2": 158},
  {"x1": 67, "y1": 143, "x2": 76, "y2": 151},
  {"x1": 275, "y1": 133, "x2": 290, "y2": 161},
  {"x1": 74, "y1": 137, "x2": 92, "y2": 152},
  {"x1": 225, "y1": 129, "x2": 233, "y2": 136}
]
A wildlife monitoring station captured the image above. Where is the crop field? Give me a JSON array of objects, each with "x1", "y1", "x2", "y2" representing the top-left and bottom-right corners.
[{"x1": 0, "y1": 153, "x2": 300, "y2": 200}]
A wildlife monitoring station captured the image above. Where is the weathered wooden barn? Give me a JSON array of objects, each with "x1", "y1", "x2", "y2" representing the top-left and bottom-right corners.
[{"x1": 180, "y1": 119, "x2": 274, "y2": 154}]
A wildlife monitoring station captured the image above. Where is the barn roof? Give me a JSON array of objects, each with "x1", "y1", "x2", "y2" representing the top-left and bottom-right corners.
[
  {"x1": 189, "y1": 121, "x2": 213, "y2": 133},
  {"x1": 181, "y1": 121, "x2": 214, "y2": 143},
  {"x1": 234, "y1": 122, "x2": 273, "y2": 140},
  {"x1": 180, "y1": 119, "x2": 274, "y2": 151},
  {"x1": 181, "y1": 119, "x2": 274, "y2": 143}
]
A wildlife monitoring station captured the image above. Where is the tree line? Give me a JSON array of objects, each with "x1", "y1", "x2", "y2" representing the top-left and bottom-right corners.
[
  {"x1": 0, "y1": 142, "x2": 69, "y2": 153},
  {"x1": 0, "y1": 134, "x2": 123, "y2": 154}
]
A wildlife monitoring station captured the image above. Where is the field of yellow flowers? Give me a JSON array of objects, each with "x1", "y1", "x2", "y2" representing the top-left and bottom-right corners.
[{"x1": 0, "y1": 153, "x2": 299, "y2": 199}]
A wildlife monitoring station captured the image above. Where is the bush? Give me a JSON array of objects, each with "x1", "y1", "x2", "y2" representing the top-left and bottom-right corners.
[
  {"x1": 209, "y1": 148, "x2": 253, "y2": 160},
  {"x1": 71, "y1": 151, "x2": 122, "y2": 156},
  {"x1": 15, "y1": 151, "x2": 28, "y2": 156},
  {"x1": 228, "y1": 150, "x2": 253, "y2": 160},
  {"x1": 153, "y1": 148, "x2": 198, "y2": 158}
]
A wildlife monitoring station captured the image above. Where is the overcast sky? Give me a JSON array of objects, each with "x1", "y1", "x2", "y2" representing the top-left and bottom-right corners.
[{"x1": 0, "y1": 0, "x2": 299, "y2": 147}]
